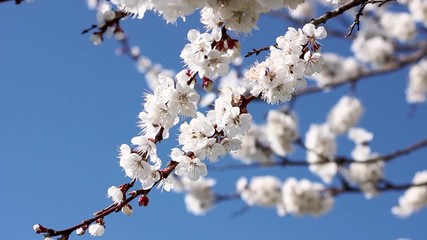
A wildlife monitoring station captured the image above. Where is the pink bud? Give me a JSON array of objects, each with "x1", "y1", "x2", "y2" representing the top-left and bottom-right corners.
[
  {"x1": 138, "y1": 195, "x2": 149, "y2": 207},
  {"x1": 202, "y1": 77, "x2": 213, "y2": 92}
]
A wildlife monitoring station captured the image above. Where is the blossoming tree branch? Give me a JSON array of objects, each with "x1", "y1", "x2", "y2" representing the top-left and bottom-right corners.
[{"x1": 11, "y1": 0, "x2": 425, "y2": 239}]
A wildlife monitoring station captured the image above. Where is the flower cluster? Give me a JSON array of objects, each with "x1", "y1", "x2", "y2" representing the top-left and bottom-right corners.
[
  {"x1": 176, "y1": 87, "x2": 252, "y2": 179},
  {"x1": 232, "y1": 124, "x2": 274, "y2": 165},
  {"x1": 350, "y1": 17, "x2": 395, "y2": 67},
  {"x1": 305, "y1": 124, "x2": 337, "y2": 183},
  {"x1": 174, "y1": 178, "x2": 217, "y2": 216},
  {"x1": 180, "y1": 28, "x2": 240, "y2": 80},
  {"x1": 237, "y1": 176, "x2": 334, "y2": 217},
  {"x1": 110, "y1": 0, "x2": 304, "y2": 31},
  {"x1": 344, "y1": 128, "x2": 384, "y2": 198},
  {"x1": 327, "y1": 95, "x2": 364, "y2": 135},
  {"x1": 402, "y1": 0, "x2": 427, "y2": 27},
  {"x1": 266, "y1": 110, "x2": 299, "y2": 157},
  {"x1": 305, "y1": 95, "x2": 365, "y2": 184},
  {"x1": 392, "y1": 170, "x2": 427, "y2": 217},
  {"x1": 117, "y1": 73, "x2": 201, "y2": 190},
  {"x1": 379, "y1": 11, "x2": 416, "y2": 42},
  {"x1": 406, "y1": 58, "x2": 427, "y2": 103},
  {"x1": 245, "y1": 23, "x2": 327, "y2": 104}
]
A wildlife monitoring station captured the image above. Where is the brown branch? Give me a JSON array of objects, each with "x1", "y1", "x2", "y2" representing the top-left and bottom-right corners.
[
  {"x1": 0, "y1": 0, "x2": 23, "y2": 4},
  {"x1": 330, "y1": 181, "x2": 427, "y2": 196},
  {"x1": 245, "y1": 0, "x2": 376, "y2": 58},
  {"x1": 310, "y1": 0, "x2": 367, "y2": 26},
  {"x1": 211, "y1": 138, "x2": 427, "y2": 171},
  {"x1": 344, "y1": 0, "x2": 397, "y2": 38},
  {"x1": 35, "y1": 126, "x2": 178, "y2": 239},
  {"x1": 245, "y1": 0, "x2": 397, "y2": 59},
  {"x1": 36, "y1": 161, "x2": 179, "y2": 239},
  {"x1": 214, "y1": 181, "x2": 427, "y2": 209},
  {"x1": 245, "y1": 44, "x2": 277, "y2": 58},
  {"x1": 81, "y1": 11, "x2": 128, "y2": 35},
  {"x1": 268, "y1": 10, "x2": 354, "y2": 39}
]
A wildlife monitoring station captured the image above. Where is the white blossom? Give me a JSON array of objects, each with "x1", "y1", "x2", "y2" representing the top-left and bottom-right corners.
[
  {"x1": 33, "y1": 224, "x2": 41, "y2": 233},
  {"x1": 88, "y1": 223, "x2": 105, "y2": 237},
  {"x1": 289, "y1": 1, "x2": 315, "y2": 20},
  {"x1": 281, "y1": 177, "x2": 334, "y2": 216},
  {"x1": 110, "y1": 0, "x2": 153, "y2": 19},
  {"x1": 139, "y1": 164, "x2": 161, "y2": 190},
  {"x1": 180, "y1": 29, "x2": 214, "y2": 72},
  {"x1": 237, "y1": 176, "x2": 282, "y2": 207},
  {"x1": 305, "y1": 124, "x2": 337, "y2": 183},
  {"x1": 245, "y1": 23, "x2": 326, "y2": 104},
  {"x1": 302, "y1": 23, "x2": 327, "y2": 42},
  {"x1": 266, "y1": 110, "x2": 299, "y2": 157},
  {"x1": 380, "y1": 12, "x2": 416, "y2": 41},
  {"x1": 107, "y1": 186, "x2": 123, "y2": 203},
  {"x1": 232, "y1": 125, "x2": 274, "y2": 165},
  {"x1": 348, "y1": 127, "x2": 373, "y2": 144},
  {"x1": 392, "y1": 170, "x2": 427, "y2": 217},
  {"x1": 172, "y1": 148, "x2": 208, "y2": 181},
  {"x1": 345, "y1": 145, "x2": 384, "y2": 198},
  {"x1": 406, "y1": 58, "x2": 427, "y2": 103},
  {"x1": 352, "y1": 35, "x2": 394, "y2": 66},
  {"x1": 201, "y1": 49, "x2": 231, "y2": 78},
  {"x1": 303, "y1": 51, "x2": 324, "y2": 75},
  {"x1": 168, "y1": 81, "x2": 200, "y2": 117},
  {"x1": 179, "y1": 112, "x2": 223, "y2": 160},
  {"x1": 406, "y1": 0, "x2": 427, "y2": 27},
  {"x1": 131, "y1": 135, "x2": 160, "y2": 167},
  {"x1": 184, "y1": 178, "x2": 216, "y2": 215},
  {"x1": 327, "y1": 96, "x2": 364, "y2": 135},
  {"x1": 158, "y1": 175, "x2": 176, "y2": 192},
  {"x1": 76, "y1": 227, "x2": 85, "y2": 235},
  {"x1": 91, "y1": 33, "x2": 103, "y2": 45},
  {"x1": 119, "y1": 144, "x2": 152, "y2": 179}
]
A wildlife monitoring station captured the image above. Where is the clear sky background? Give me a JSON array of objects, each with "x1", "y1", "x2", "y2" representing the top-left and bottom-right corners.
[{"x1": 1, "y1": 1, "x2": 427, "y2": 240}]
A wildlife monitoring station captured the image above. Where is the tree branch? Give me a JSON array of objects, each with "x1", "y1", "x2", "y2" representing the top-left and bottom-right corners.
[
  {"x1": 0, "y1": 0, "x2": 24, "y2": 4},
  {"x1": 245, "y1": 44, "x2": 277, "y2": 58},
  {"x1": 310, "y1": 0, "x2": 367, "y2": 26},
  {"x1": 211, "y1": 138, "x2": 427, "y2": 171},
  {"x1": 330, "y1": 181, "x2": 427, "y2": 196}
]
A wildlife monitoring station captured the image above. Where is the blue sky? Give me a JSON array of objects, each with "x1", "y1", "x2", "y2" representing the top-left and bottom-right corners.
[{"x1": 1, "y1": 1, "x2": 426, "y2": 240}]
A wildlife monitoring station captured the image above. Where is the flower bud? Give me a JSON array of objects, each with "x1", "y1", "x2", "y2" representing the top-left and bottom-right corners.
[
  {"x1": 88, "y1": 223, "x2": 105, "y2": 237},
  {"x1": 202, "y1": 77, "x2": 213, "y2": 92},
  {"x1": 33, "y1": 224, "x2": 48, "y2": 234},
  {"x1": 138, "y1": 195, "x2": 149, "y2": 207},
  {"x1": 114, "y1": 28, "x2": 124, "y2": 41},
  {"x1": 121, "y1": 204, "x2": 133, "y2": 216},
  {"x1": 103, "y1": 10, "x2": 116, "y2": 21},
  {"x1": 76, "y1": 226, "x2": 86, "y2": 235},
  {"x1": 130, "y1": 46, "x2": 140, "y2": 58},
  {"x1": 91, "y1": 33, "x2": 103, "y2": 45},
  {"x1": 33, "y1": 224, "x2": 41, "y2": 233}
]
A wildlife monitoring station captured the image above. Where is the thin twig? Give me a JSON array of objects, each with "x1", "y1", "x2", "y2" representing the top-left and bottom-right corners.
[
  {"x1": 211, "y1": 138, "x2": 427, "y2": 171},
  {"x1": 0, "y1": 0, "x2": 23, "y2": 4},
  {"x1": 310, "y1": 0, "x2": 367, "y2": 26},
  {"x1": 331, "y1": 181, "x2": 427, "y2": 196},
  {"x1": 245, "y1": 44, "x2": 277, "y2": 58}
]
